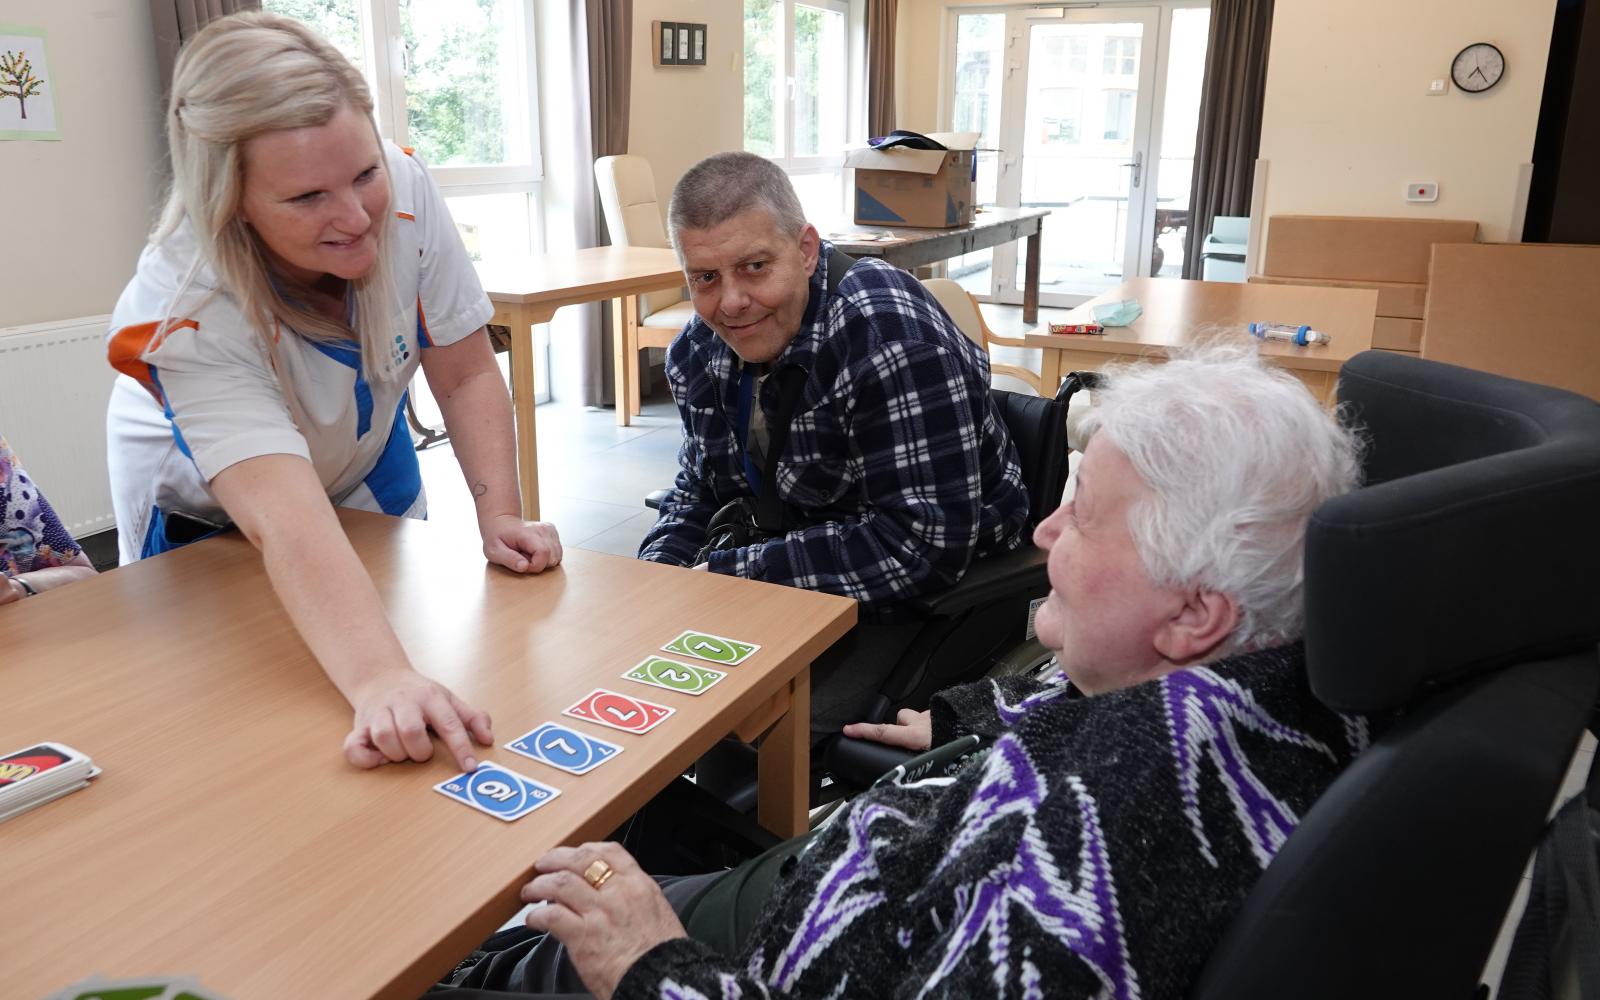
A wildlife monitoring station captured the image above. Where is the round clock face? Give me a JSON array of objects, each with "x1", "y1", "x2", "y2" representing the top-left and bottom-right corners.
[{"x1": 1452, "y1": 42, "x2": 1506, "y2": 93}]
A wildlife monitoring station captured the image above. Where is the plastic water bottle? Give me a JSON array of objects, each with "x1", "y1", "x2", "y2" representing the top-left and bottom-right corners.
[{"x1": 1248, "y1": 322, "x2": 1330, "y2": 347}]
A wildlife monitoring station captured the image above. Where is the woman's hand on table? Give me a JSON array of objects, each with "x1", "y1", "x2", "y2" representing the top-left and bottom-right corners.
[
  {"x1": 481, "y1": 515, "x2": 563, "y2": 574},
  {"x1": 522, "y1": 842, "x2": 687, "y2": 1000},
  {"x1": 342, "y1": 669, "x2": 493, "y2": 772}
]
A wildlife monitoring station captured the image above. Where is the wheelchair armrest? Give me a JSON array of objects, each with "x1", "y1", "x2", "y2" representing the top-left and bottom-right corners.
[
  {"x1": 824, "y1": 736, "x2": 920, "y2": 792},
  {"x1": 645, "y1": 488, "x2": 672, "y2": 511},
  {"x1": 907, "y1": 546, "x2": 1048, "y2": 617}
]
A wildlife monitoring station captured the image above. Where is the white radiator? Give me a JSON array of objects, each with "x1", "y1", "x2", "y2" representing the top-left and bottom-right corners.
[{"x1": 0, "y1": 315, "x2": 119, "y2": 538}]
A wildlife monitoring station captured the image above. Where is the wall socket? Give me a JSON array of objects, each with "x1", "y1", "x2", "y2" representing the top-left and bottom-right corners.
[
  {"x1": 1427, "y1": 78, "x2": 1449, "y2": 95},
  {"x1": 1406, "y1": 182, "x2": 1439, "y2": 203}
]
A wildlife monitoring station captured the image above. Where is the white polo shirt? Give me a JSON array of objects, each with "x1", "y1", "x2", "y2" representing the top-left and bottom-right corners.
[{"x1": 106, "y1": 142, "x2": 492, "y2": 564}]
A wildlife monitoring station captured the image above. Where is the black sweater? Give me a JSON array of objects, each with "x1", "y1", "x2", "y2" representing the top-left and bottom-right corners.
[{"x1": 618, "y1": 643, "x2": 1369, "y2": 999}]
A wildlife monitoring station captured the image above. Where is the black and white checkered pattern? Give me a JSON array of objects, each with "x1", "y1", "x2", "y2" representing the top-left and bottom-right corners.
[{"x1": 638, "y1": 245, "x2": 1029, "y2": 614}]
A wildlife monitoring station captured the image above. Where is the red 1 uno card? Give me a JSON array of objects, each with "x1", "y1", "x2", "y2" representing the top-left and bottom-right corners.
[{"x1": 563, "y1": 688, "x2": 675, "y2": 734}]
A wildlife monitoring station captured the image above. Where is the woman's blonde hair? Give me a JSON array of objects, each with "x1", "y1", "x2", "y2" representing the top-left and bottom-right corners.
[{"x1": 156, "y1": 11, "x2": 400, "y2": 387}]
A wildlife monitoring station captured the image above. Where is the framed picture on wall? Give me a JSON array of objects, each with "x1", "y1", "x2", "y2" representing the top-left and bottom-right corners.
[
  {"x1": 691, "y1": 24, "x2": 706, "y2": 65},
  {"x1": 676, "y1": 24, "x2": 691, "y2": 65},
  {"x1": 655, "y1": 21, "x2": 677, "y2": 66}
]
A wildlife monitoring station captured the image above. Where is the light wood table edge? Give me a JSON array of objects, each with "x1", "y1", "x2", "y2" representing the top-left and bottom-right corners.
[{"x1": 377, "y1": 597, "x2": 854, "y2": 1000}]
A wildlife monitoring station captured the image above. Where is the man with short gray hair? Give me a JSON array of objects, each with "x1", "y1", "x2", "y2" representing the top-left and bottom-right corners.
[{"x1": 638, "y1": 151, "x2": 1029, "y2": 734}]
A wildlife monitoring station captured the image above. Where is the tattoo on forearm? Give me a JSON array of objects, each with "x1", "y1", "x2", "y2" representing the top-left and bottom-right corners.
[{"x1": 472, "y1": 482, "x2": 489, "y2": 498}]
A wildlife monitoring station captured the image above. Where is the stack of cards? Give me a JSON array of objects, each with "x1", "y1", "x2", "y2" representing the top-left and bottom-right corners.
[
  {"x1": 42, "y1": 973, "x2": 227, "y2": 1000},
  {"x1": 0, "y1": 741, "x2": 97, "y2": 823}
]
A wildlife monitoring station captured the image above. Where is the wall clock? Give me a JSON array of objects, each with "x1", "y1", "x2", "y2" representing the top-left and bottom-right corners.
[{"x1": 1451, "y1": 42, "x2": 1505, "y2": 93}]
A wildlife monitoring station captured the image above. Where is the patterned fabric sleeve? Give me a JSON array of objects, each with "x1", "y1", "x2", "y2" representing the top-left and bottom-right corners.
[
  {"x1": 928, "y1": 667, "x2": 1076, "y2": 744},
  {"x1": 704, "y1": 336, "x2": 990, "y2": 606},
  {"x1": 637, "y1": 342, "x2": 719, "y2": 567},
  {"x1": 0, "y1": 435, "x2": 83, "y2": 576}
]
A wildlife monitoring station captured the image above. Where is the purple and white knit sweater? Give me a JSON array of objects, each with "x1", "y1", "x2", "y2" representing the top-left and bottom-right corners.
[{"x1": 615, "y1": 642, "x2": 1369, "y2": 1000}]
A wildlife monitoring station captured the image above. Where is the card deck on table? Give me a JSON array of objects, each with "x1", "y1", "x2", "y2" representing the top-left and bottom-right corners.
[
  {"x1": 623, "y1": 656, "x2": 727, "y2": 696},
  {"x1": 661, "y1": 629, "x2": 760, "y2": 666},
  {"x1": 563, "y1": 688, "x2": 675, "y2": 734},
  {"x1": 0, "y1": 741, "x2": 97, "y2": 824},
  {"x1": 505, "y1": 723, "x2": 623, "y2": 775},
  {"x1": 434, "y1": 762, "x2": 560, "y2": 822}
]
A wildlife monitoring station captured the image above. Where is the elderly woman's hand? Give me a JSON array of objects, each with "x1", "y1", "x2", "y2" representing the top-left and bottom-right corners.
[
  {"x1": 522, "y1": 842, "x2": 687, "y2": 1000},
  {"x1": 842, "y1": 707, "x2": 933, "y2": 751}
]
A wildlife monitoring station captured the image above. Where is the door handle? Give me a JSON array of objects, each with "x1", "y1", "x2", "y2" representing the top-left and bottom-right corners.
[{"x1": 1120, "y1": 151, "x2": 1143, "y2": 188}]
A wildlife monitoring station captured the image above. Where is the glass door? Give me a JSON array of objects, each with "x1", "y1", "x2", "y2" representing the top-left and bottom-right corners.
[{"x1": 951, "y1": 4, "x2": 1209, "y2": 307}]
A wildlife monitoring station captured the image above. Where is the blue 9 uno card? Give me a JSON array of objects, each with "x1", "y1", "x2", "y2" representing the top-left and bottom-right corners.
[
  {"x1": 505, "y1": 723, "x2": 623, "y2": 775},
  {"x1": 433, "y1": 762, "x2": 560, "y2": 822}
]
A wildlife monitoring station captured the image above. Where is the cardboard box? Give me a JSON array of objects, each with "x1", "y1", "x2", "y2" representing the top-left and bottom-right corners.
[
  {"x1": 845, "y1": 132, "x2": 979, "y2": 229},
  {"x1": 1423, "y1": 242, "x2": 1600, "y2": 400},
  {"x1": 1263, "y1": 216, "x2": 1479, "y2": 284},
  {"x1": 1249, "y1": 274, "x2": 1428, "y2": 319},
  {"x1": 1373, "y1": 317, "x2": 1424, "y2": 353}
]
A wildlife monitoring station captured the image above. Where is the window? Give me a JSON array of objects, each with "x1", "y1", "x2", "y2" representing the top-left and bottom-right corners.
[
  {"x1": 1102, "y1": 88, "x2": 1134, "y2": 141},
  {"x1": 264, "y1": 0, "x2": 543, "y2": 258},
  {"x1": 1067, "y1": 36, "x2": 1088, "y2": 74},
  {"x1": 1102, "y1": 36, "x2": 1138, "y2": 76},
  {"x1": 744, "y1": 0, "x2": 862, "y2": 221},
  {"x1": 1040, "y1": 88, "x2": 1081, "y2": 145}
]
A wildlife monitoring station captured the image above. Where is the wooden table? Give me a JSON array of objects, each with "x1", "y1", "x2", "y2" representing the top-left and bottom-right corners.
[
  {"x1": 829, "y1": 207, "x2": 1050, "y2": 323},
  {"x1": 1, "y1": 510, "x2": 855, "y2": 1000},
  {"x1": 1021, "y1": 277, "x2": 1379, "y2": 403},
  {"x1": 475, "y1": 246, "x2": 685, "y2": 520}
]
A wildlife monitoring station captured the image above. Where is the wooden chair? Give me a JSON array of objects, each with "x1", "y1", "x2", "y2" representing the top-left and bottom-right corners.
[
  {"x1": 920, "y1": 278, "x2": 1042, "y2": 395},
  {"x1": 594, "y1": 154, "x2": 697, "y2": 415}
]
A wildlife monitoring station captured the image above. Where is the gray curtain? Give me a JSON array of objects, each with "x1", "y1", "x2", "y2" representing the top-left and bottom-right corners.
[
  {"x1": 1181, "y1": 0, "x2": 1272, "y2": 279},
  {"x1": 574, "y1": 0, "x2": 633, "y2": 407},
  {"x1": 151, "y1": 0, "x2": 261, "y2": 101},
  {"x1": 866, "y1": 0, "x2": 897, "y2": 139}
]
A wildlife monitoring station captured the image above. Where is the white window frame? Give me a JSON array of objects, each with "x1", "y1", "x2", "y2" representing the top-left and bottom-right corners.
[
  {"x1": 749, "y1": 0, "x2": 866, "y2": 179},
  {"x1": 353, "y1": 0, "x2": 544, "y2": 198}
]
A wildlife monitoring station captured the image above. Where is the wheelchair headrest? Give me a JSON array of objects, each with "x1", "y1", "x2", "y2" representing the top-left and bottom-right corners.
[
  {"x1": 990, "y1": 388, "x2": 1068, "y2": 529},
  {"x1": 1304, "y1": 351, "x2": 1600, "y2": 713}
]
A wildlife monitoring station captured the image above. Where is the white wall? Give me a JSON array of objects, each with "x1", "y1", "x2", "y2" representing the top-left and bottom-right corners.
[
  {"x1": 0, "y1": 1, "x2": 165, "y2": 328},
  {"x1": 628, "y1": 0, "x2": 745, "y2": 208},
  {"x1": 895, "y1": 0, "x2": 951, "y2": 133},
  {"x1": 1257, "y1": 0, "x2": 1555, "y2": 244}
]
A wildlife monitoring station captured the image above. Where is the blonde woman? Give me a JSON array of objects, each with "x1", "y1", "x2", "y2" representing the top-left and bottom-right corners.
[{"x1": 105, "y1": 13, "x2": 559, "y2": 771}]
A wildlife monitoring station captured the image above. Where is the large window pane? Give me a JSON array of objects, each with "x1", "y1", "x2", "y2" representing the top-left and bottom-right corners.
[
  {"x1": 1152, "y1": 7, "x2": 1210, "y2": 277},
  {"x1": 744, "y1": 0, "x2": 779, "y2": 156},
  {"x1": 950, "y1": 12, "x2": 1004, "y2": 294},
  {"x1": 263, "y1": 0, "x2": 363, "y2": 69},
  {"x1": 792, "y1": 4, "x2": 845, "y2": 157},
  {"x1": 399, "y1": 0, "x2": 527, "y2": 167}
]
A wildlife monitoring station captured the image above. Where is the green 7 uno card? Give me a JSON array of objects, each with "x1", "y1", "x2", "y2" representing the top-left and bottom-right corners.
[
  {"x1": 623, "y1": 656, "x2": 726, "y2": 696},
  {"x1": 661, "y1": 630, "x2": 760, "y2": 666}
]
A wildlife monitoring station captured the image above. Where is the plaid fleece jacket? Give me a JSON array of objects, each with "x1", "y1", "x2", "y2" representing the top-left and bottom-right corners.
[{"x1": 637, "y1": 245, "x2": 1029, "y2": 612}]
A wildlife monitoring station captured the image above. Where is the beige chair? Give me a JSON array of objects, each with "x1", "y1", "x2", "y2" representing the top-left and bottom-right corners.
[
  {"x1": 595, "y1": 154, "x2": 697, "y2": 416},
  {"x1": 920, "y1": 278, "x2": 1043, "y2": 395}
]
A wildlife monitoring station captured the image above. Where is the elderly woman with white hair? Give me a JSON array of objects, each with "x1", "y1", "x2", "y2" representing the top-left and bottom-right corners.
[
  {"x1": 105, "y1": 13, "x2": 560, "y2": 772},
  {"x1": 433, "y1": 344, "x2": 1375, "y2": 1000}
]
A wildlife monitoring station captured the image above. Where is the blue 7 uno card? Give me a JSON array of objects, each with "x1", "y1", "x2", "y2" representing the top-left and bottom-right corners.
[
  {"x1": 433, "y1": 762, "x2": 560, "y2": 822},
  {"x1": 505, "y1": 723, "x2": 623, "y2": 775}
]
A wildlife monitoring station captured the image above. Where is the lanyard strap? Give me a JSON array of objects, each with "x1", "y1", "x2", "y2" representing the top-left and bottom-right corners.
[{"x1": 735, "y1": 365, "x2": 764, "y2": 496}]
